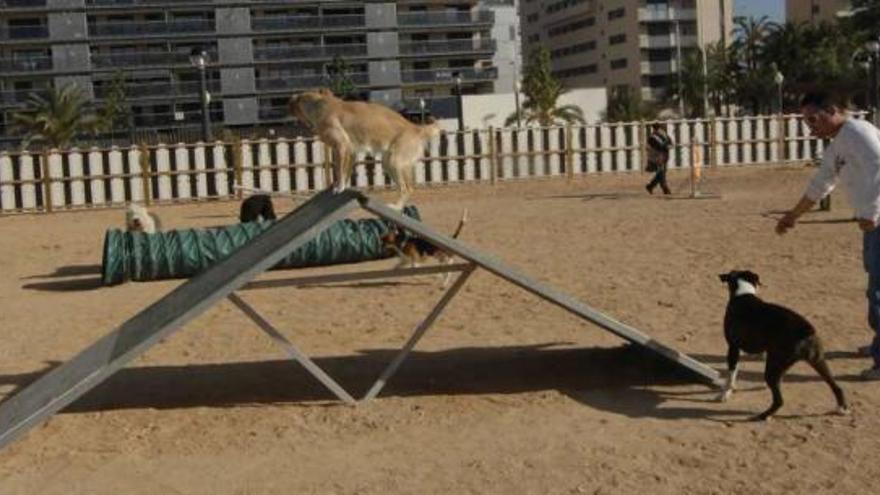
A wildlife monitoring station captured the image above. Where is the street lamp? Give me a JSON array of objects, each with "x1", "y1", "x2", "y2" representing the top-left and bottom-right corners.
[
  {"x1": 190, "y1": 47, "x2": 211, "y2": 142},
  {"x1": 418, "y1": 97, "x2": 426, "y2": 124},
  {"x1": 453, "y1": 72, "x2": 464, "y2": 132},
  {"x1": 514, "y1": 80, "x2": 522, "y2": 128},
  {"x1": 774, "y1": 70, "x2": 784, "y2": 115}
]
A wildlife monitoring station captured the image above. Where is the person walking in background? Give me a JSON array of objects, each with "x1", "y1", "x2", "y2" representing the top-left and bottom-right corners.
[
  {"x1": 645, "y1": 123, "x2": 673, "y2": 195},
  {"x1": 775, "y1": 90, "x2": 880, "y2": 380}
]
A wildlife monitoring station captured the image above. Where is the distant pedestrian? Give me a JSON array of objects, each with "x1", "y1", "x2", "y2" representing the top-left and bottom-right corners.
[{"x1": 645, "y1": 123, "x2": 673, "y2": 195}]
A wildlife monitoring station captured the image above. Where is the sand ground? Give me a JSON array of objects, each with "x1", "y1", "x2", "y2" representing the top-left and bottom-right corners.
[{"x1": 0, "y1": 165, "x2": 878, "y2": 494}]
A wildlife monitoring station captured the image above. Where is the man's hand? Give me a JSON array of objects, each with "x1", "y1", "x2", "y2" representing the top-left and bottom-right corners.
[
  {"x1": 776, "y1": 213, "x2": 797, "y2": 235},
  {"x1": 858, "y1": 218, "x2": 877, "y2": 232}
]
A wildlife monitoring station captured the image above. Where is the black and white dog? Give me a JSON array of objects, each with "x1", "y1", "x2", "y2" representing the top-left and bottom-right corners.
[
  {"x1": 239, "y1": 194, "x2": 277, "y2": 223},
  {"x1": 718, "y1": 270, "x2": 848, "y2": 420}
]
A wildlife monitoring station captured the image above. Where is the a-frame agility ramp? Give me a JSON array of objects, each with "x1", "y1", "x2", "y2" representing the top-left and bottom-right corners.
[{"x1": 0, "y1": 189, "x2": 721, "y2": 451}]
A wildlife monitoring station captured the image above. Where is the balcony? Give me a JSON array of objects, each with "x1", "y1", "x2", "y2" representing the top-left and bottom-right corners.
[
  {"x1": 92, "y1": 80, "x2": 221, "y2": 99},
  {"x1": 252, "y1": 15, "x2": 366, "y2": 32},
  {"x1": 0, "y1": 88, "x2": 50, "y2": 107},
  {"x1": 640, "y1": 60, "x2": 680, "y2": 75},
  {"x1": 258, "y1": 105, "x2": 290, "y2": 121},
  {"x1": 399, "y1": 39, "x2": 496, "y2": 57},
  {"x1": 397, "y1": 10, "x2": 494, "y2": 28},
  {"x1": 88, "y1": 19, "x2": 214, "y2": 38},
  {"x1": 0, "y1": 25, "x2": 50, "y2": 40},
  {"x1": 0, "y1": 56, "x2": 53, "y2": 74},
  {"x1": 253, "y1": 44, "x2": 368, "y2": 62},
  {"x1": 90, "y1": 51, "x2": 208, "y2": 69},
  {"x1": 255, "y1": 72, "x2": 369, "y2": 92},
  {"x1": 639, "y1": 34, "x2": 699, "y2": 49},
  {"x1": 401, "y1": 66, "x2": 498, "y2": 84},
  {"x1": 638, "y1": 7, "x2": 698, "y2": 22},
  {"x1": 401, "y1": 95, "x2": 458, "y2": 119},
  {"x1": 86, "y1": 0, "x2": 199, "y2": 6}
]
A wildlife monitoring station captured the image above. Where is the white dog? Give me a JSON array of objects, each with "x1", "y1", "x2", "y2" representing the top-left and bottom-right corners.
[{"x1": 125, "y1": 203, "x2": 160, "y2": 234}]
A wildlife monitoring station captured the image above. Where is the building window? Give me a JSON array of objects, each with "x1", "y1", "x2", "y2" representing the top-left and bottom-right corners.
[
  {"x1": 610, "y1": 58, "x2": 627, "y2": 70},
  {"x1": 547, "y1": 16, "x2": 595, "y2": 38},
  {"x1": 550, "y1": 40, "x2": 596, "y2": 59},
  {"x1": 608, "y1": 7, "x2": 625, "y2": 20},
  {"x1": 609, "y1": 33, "x2": 626, "y2": 45},
  {"x1": 552, "y1": 64, "x2": 598, "y2": 79}
]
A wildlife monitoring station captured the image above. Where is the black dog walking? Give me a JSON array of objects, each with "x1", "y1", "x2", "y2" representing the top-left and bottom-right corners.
[
  {"x1": 645, "y1": 123, "x2": 673, "y2": 195},
  {"x1": 718, "y1": 270, "x2": 848, "y2": 421}
]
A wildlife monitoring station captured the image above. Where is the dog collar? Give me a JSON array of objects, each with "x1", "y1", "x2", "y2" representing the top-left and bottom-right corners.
[{"x1": 734, "y1": 280, "x2": 757, "y2": 296}]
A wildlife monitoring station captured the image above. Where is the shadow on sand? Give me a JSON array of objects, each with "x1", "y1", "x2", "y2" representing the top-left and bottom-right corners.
[{"x1": 0, "y1": 344, "x2": 855, "y2": 422}]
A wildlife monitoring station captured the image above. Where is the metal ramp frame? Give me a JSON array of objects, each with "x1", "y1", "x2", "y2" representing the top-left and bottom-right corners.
[{"x1": 0, "y1": 189, "x2": 721, "y2": 452}]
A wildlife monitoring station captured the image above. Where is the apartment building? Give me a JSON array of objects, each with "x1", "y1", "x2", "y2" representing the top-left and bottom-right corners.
[
  {"x1": 787, "y1": 0, "x2": 852, "y2": 25},
  {"x1": 0, "y1": 0, "x2": 513, "y2": 142},
  {"x1": 520, "y1": 0, "x2": 732, "y2": 106}
]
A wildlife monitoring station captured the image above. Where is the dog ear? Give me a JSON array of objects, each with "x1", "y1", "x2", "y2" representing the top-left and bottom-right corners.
[
  {"x1": 719, "y1": 273, "x2": 729, "y2": 283},
  {"x1": 742, "y1": 270, "x2": 761, "y2": 286}
]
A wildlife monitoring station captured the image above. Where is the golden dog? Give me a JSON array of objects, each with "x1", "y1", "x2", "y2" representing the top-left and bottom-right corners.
[{"x1": 289, "y1": 89, "x2": 440, "y2": 209}]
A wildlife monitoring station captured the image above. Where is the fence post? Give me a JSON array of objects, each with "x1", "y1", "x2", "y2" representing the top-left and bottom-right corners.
[
  {"x1": 232, "y1": 135, "x2": 244, "y2": 199},
  {"x1": 708, "y1": 118, "x2": 718, "y2": 167},
  {"x1": 139, "y1": 143, "x2": 152, "y2": 206},
  {"x1": 639, "y1": 121, "x2": 648, "y2": 171},
  {"x1": 40, "y1": 150, "x2": 52, "y2": 213},
  {"x1": 323, "y1": 142, "x2": 333, "y2": 186},
  {"x1": 565, "y1": 125, "x2": 575, "y2": 180},
  {"x1": 777, "y1": 114, "x2": 786, "y2": 163},
  {"x1": 488, "y1": 127, "x2": 497, "y2": 185}
]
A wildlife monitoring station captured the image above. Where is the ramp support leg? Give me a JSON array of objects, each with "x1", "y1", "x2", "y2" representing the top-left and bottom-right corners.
[
  {"x1": 228, "y1": 293, "x2": 358, "y2": 405},
  {"x1": 362, "y1": 263, "x2": 478, "y2": 401}
]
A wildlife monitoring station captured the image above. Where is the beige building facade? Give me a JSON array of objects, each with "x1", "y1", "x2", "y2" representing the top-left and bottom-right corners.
[
  {"x1": 786, "y1": 0, "x2": 852, "y2": 25},
  {"x1": 520, "y1": 0, "x2": 733, "y2": 105}
]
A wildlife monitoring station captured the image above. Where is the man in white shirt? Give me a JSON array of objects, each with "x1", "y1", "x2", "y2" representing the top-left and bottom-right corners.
[{"x1": 776, "y1": 90, "x2": 880, "y2": 380}]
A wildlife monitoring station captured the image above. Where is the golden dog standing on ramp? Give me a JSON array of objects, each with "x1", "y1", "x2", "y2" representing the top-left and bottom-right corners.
[{"x1": 289, "y1": 89, "x2": 441, "y2": 209}]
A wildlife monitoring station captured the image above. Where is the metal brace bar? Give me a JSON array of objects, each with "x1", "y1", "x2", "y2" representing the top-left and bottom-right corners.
[
  {"x1": 241, "y1": 263, "x2": 471, "y2": 291},
  {"x1": 227, "y1": 293, "x2": 357, "y2": 405},
  {"x1": 362, "y1": 263, "x2": 478, "y2": 401}
]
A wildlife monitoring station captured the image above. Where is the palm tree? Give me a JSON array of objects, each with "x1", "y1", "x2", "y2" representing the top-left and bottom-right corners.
[
  {"x1": 732, "y1": 16, "x2": 771, "y2": 72},
  {"x1": 705, "y1": 41, "x2": 736, "y2": 116},
  {"x1": 730, "y1": 16, "x2": 773, "y2": 114},
  {"x1": 602, "y1": 86, "x2": 658, "y2": 122},
  {"x1": 504, "y1": 47, "x2": 585, "y2": 126},
  {"x1": 665, "y1": 49, "x2": 707, "y2": 117},
  {"x1": 11, "y1": 83, "x2": 98, "y2": 150}
]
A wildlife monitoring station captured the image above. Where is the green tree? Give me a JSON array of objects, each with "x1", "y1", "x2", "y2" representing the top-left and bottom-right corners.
[
  {"x1": 11, "y1": 83, "x2": 98, "y2": 150},
  {"x1": 666, "y1": 49, "x2": 708, "y2": 117},
  {"x1": 96, "y1": 71, "x2": 133, "y2": 144},
  {"x1": 324, "y1": 55, "x2": 356, "y2": 100},
  {"x1": 504, "y1": 47, "x2": 585, "y2": 126}
]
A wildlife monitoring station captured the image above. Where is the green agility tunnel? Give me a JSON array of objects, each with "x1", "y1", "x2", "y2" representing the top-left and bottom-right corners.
[{"x1": 102, "y1": 206, "x2": 420, "y2": 285}]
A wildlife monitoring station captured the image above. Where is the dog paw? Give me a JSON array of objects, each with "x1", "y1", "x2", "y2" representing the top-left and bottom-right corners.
[
  {"x1": 716, "y1": 390, "x2": 733, "y2": 403},
  {"x1": 835, "y1": 406, "x2": 851, "y2": 416}
]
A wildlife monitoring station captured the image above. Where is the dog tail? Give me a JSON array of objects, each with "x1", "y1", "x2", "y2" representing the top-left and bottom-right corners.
[
  {"x1": 420, "y1": 121, "x2": 442, "y2": 140},
  {"x1": 450, "y1": 208, "x2": 468, "y2": 239}
]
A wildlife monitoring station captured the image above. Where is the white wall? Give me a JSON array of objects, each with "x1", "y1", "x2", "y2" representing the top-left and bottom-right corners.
[{"x1": 453, "y1": 87, "x2": 608, "y2": 131}]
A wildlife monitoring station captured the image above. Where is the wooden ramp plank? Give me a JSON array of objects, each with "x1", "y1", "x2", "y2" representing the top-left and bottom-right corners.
[
  {"x1": 0, "y1": 189, "x2": 360, "y2": 450},
  {"x1": 359, "y1": 196, "x2": 721, "y2": 386}
]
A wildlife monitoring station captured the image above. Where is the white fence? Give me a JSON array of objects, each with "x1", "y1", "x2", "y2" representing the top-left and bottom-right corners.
[{"x1": 0, "y1": 114, "x2": 831, "y2": 213}]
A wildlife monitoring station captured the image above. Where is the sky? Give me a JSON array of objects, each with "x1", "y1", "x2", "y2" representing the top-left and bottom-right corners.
[{"x1": 734, "y1": 0, "x2": 785, "y2": 23}]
